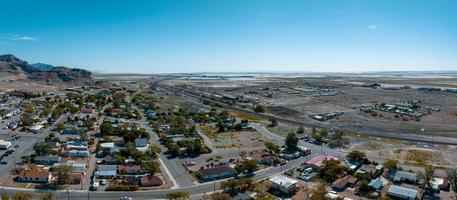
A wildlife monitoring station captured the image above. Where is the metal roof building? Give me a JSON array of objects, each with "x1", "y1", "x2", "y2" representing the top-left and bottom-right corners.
[
  {"x1": 388, "y1": 185, "x2": 417, "y2": 200},
  {"x1": 269, "y1": 175, "x2": 298, "y2": 194}
]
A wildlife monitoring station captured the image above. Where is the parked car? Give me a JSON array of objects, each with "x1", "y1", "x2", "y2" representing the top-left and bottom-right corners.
[
  {"x1": 91, "y1": 182, "x2": 99, "y2": 190},
  {"x1": 100, "y1": 179, "x2": 107, "y2": 185},
  {"x1": 1, "y1": 161, "x2": 7, "y2": 165},
  {"x1": 120, "y1": 197, "x2": 133, "y2": 200}
]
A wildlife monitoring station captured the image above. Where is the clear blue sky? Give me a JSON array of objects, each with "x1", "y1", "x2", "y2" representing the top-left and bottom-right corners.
[{"x1": 1, "y1": 0, "x2": 456, "y2": 73}]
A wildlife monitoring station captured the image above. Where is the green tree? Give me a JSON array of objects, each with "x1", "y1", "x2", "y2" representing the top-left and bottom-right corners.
[
  {"x1": 209, "y1": 193, "x2": 231, "y2": 200},
  {"x1": 40, "y1": 192, "x2": 56, "y2": 200},
  {"x1": 235, "y1": 160, "x2": 259, "y2": 174},
  {"x1": 383, "y1": 159, "x2": 398, "y2": 172},
  {"x1": 319, "y1": 159, "x2": 345, "y2": 183},
  {"x1": 356, "y1": 179, "x2": 371, "y2": 196},
  {"x1": 285, "y1": 132, "x2": 298, "y2": 151},
  {"x1": 312, "y1": 182, "x2": 330, "y2": 200},
  {"x1": 166, "y1": 191, "x2": 190, "y2": 200},
  {"x1": 253, "y1": 105, "x2": 267, "y2": 113},
  {"x1": 141, "y1": 160, "x2": 161, "y2": 175},
  {"x1": 220, "y1": 179, "x2": 255, "y2": 194},
  {"x1": 296, "y1": 126, "x2": 305, "y2": 134},
  {"x1": 167, "y1": 143, "x2": 181, "y2": 157},
  {"x1": 264, "y1": 141, "x2": 280, "y2": 154},
  {"x1": 1, "y1": 194, "x2": 10, "y2": 200},
  {"x1": 55, "y1": 165, "x2": 75, "y2": 187},
  {"x1": 319, "y1": 128, "x2": 329, "y2": 138},
  {"x1": 346, "y1": 150, "x2": 367, "y2": 162},
  {"x1": 244, "y1": 160, "x2": 259, "y2": 173},
  {"x1": 268, "y1": 118, "x2": 278, "y2": 127},
  {"x1": 11, "y1": 192, "x2": 31, "y2": 200},
  {"x1": 100, "y1": 122, "x2": 113, "y2": 135}
]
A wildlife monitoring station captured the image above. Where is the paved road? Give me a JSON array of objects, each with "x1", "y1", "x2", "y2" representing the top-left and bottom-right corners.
[
  {"x1": 0, "y1": 153, "x2": 308, "y2": 200},
  {"x1": 135, "y1": 117, "x2": 196, "y2": 188}
]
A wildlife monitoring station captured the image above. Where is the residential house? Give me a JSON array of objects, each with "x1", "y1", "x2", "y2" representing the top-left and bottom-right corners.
[
  {"x1": 95, "y1": 165, "x2": 117, "y2": 178},
  {"x1": 135, "y1": 138, "x2": 149, "y2": 151},
  {"x1": 198, "y1": 165, "x2": 236, "y2": 181},
  {"x1": 369, "y1": 176, "x2": 388, "y2": 191},
  {"x1": 100, "y1": 142, "x2": 116, "y2": 153},
  {"x1": 344, "y1": 160, "x2": 361, "y2": 171},
  {"x1": 17, "y1": 169, "x2": 52, "y2": 183},
  {"x1": 356, "y1": 164, "x2": 378, "y2": 175},
  {"x1": 63, "y1": 125, "x2": 83, "y2": 135},
  {"x1": 69, "y1": 150, "x2": 89, "y2": 157},
  {"x1": 34, "y1": 156, "x2": 61, "y2": 165},
  {"x1": 393, "y1": 171, "x2": 417, "y2": 184},
  {"x1": 140, "y1": 175, "x2": 164, "y2": 187},
  {"x1": 306, "y1": 154, "x2": 339, "y2": 168},
  {"x1": 53, "y1": 161, "x2": 86, "y2": 174},
  {"x1": 118, "y1": 165, "x2": 145, "y2": 175},
  {"x1": 431, "y1": 177, "x2": 450, "y2": 191},
  {"x1": 388, "y1": 185, "x2": 417, "y2": 200},
  {"x1": 332, "y1": 175, "x2": 358, "y2": 191},
  {"x1": 269, "y1": 175, "x2": 298, "y2": 194}
]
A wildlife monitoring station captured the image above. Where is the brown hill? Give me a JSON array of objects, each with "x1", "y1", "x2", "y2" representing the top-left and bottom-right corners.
[{"x1": 0, "y1": 54, "x2": 104, "y2": 86}]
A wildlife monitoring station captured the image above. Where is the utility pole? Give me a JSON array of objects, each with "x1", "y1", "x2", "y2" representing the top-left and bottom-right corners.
[
  {"x1": 13, "y1": 156, "x2": 16, "y2": 170},
  {"x1": 213, "y1": 178, "x2": 216, "y2": 193}
]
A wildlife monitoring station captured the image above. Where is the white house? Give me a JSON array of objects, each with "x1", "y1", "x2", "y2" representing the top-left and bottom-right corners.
[{"x1": 269, "y1": 175, "x2": 298, "y2": 194}]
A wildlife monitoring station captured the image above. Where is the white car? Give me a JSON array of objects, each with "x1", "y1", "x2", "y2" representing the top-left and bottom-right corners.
[
  {"x1": 100, "y1": 179, "x2": 107, "y2": 185},
  {"x1": 120, "y1": 197, "x2": 133, "y2": 200}
]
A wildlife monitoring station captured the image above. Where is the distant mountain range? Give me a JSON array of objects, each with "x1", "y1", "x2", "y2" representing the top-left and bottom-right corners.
[{"x1": 0, "y1": 54, "x2": 103, "y2": 86}]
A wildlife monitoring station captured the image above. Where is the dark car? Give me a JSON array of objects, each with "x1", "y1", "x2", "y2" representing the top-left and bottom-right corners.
[{"x1": 1, "y1": 161, "x2": 7, "y2": 165}]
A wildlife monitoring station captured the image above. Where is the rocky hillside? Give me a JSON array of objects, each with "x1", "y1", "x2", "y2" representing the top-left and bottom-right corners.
[{"x1": 0, "y1": 54, "x2": 103, "y2": 86}]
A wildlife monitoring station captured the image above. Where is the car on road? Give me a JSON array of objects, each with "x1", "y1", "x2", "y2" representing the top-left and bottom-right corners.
[
  {"x1": 1, "y1": 161, "x2": 7, "y2": 165},
  {"x1": 186, "y1": 161, "x2": 196, "y2": 166},
  {"x1": 14, "y1": 144, "x2": 19, "y2": 148},
  {"x1": 120, "y1": 197, "x2": 133, "y2": 200}
]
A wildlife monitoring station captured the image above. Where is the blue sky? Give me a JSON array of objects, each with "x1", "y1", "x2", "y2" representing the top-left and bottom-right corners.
[{"x1": 1, "y1": 0, "x2": 456, "y2": 73}]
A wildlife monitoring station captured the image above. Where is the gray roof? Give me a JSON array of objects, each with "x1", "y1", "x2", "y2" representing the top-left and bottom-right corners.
[
  {"x1": 369, "y1": 178, "x2": 383, "y2": 190},
  {"x1": 394, "y1": 171, "x2": 417, "y2": 182},
  {"x1": 135, "y1": 138, "x2": 148, "y2": 147},
  {"x1": 98, "y1": 165, "x2": 117, "y2": 171},
  {"x1": 35, "y1": 156, "x2": 61, "y2": 162},
  {"x1": 96, "y1": 165, "x2": 117, "y2": 176},
  {"x1": 388, "y1": 185, "x2": 417, "y2": 198}
]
